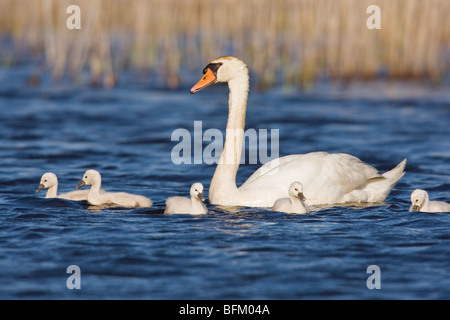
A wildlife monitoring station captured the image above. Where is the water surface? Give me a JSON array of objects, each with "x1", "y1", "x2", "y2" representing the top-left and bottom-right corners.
[{"x1": 0, "y1": 65, "x2": 449, "y2": 299}]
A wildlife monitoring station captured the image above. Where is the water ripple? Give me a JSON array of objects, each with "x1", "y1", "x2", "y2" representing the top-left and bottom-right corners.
[{"x1": 0, "y1": 75, "x2": 449, "y2": 299}]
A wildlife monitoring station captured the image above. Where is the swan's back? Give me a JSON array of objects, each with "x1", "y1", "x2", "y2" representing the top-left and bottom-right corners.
[
  {"x1": 59, "y1": 190, "x2": 91, "y2": 201},
  {"x1": 429, "y1": 201, "x2": 450, "y2": 212},
  {"x1": 165, "y1": 196, "x2": 192, "y2": 214},
  {"x1": 272, "y1": 196, "x2": 310, "y2": 214},
  {"x1": 86, "y1": 191, "x2": 152, "y2": 208},
  {"x1": 165, "y1": 183, "x2": 208, "y2": 214},
  {"x1": 61, "y1": 188, "x2": 106, "y2": 201},
  {"x1": 165, "y1": 196, "x2": 208, "y2": 215},
  {"x1": 241, "y1": 152, "x2": 382, "y2": 205},
  {"x1": 109, "y1": 192, "x2": 152, "y2": 208}
]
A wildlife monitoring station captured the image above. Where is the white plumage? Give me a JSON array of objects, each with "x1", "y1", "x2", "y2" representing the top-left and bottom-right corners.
[
  {"x1": 36, "y1": 172, "x2": 91, "y2": 201},
  {"x1": 409, "y1": 189, "x2": 450, "y2": 213},
  {"x1": 272, "y1": 182, "x2": 310, "y2": 214},
  {"x1": 165, "y1": 183, "x2": 208, "y2": 215},
  {"x1": 190, "y1": 56, "x2": 407, "y2": 208},
  {"x1": 77, "y1": 169, "x2": 152, "y2": 208}
]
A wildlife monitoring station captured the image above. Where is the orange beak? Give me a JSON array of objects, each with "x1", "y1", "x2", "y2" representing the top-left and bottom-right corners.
[{"x1": 190, "y1": 68, "x2": 217, "y2": 94}]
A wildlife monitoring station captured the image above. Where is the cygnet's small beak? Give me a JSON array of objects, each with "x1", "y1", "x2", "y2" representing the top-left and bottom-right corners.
[
  {"x1": 298, "y1": 192, "x2": 306, "y2": 202},
  {"x1": 410, "y1": 205, "x2": 419, "y2": 212},
  {"x1": 76, "y1": 180, "x2": 86, "y2": 189},
  {"x1": 36, "y1": 184, "x2": 45, "y2": 193},
  {"x1": 198, "y1": 192, "x2": 205, "y2": 202},
  {"x1": 190, "y1": 68, "x2": 217, "y2": 94}
]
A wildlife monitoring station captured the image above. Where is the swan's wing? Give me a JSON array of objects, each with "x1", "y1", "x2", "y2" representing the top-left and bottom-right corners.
[
  {"x1": 240, "y1": 152, "x2": 382, "y2": 204},
  {"x1": 165, "y1": 196, "x2": 192, "y2": 214}
]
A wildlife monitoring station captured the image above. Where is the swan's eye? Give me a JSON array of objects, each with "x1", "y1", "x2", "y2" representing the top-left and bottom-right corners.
[
  {"x1": 85, "y1": 176, "x2": 88, "y2": 179},
  {"x1": 203, "y1": 62, "x2": 223, "y2": 75}
]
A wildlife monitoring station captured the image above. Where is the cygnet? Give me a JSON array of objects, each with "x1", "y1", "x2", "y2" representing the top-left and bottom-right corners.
[
  {"x1": 272, "y1": 181, "x2": 310, "y2": 214},
  {"x1": 77, "y1": 169, "x2": 152, "y2": 208},
  {"x1": 165, "y1": 183, "x2": 208, "y2": 215},
  {"x1": 409, "y1": 189, "x2": 450, "y2": 213}
]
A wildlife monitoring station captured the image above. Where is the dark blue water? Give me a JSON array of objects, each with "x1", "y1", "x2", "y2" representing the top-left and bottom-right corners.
[{"x1": 1, "y1": 65, "x2": 449, "y2": 299}]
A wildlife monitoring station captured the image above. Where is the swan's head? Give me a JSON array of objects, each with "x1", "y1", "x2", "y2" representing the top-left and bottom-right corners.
[
  {"x1": 77, "y1": 169, "x2": 101, "y2": 189},
  {"x1": 190, "y1": 182, "x2": 205, "y2": 202},
  {"x1": 289, "y1": 182, "x2": 306, "y2": 202},
  {"x1": 36, "y1": 172, "x2": 58, "y2": 193},
  {"x1": 409, "y1": 189, "x2": 428, "y2": 211},
  {"x1": 190, "y1": 56, "x2": 248, "y2": 94}
]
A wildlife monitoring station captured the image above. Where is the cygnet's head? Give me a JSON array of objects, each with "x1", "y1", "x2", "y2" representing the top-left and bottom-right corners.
[
  {"x1": 190, "y1": 183, "x2": 205, "y2": 202},
  {"x1": 77, "y1": 169, "x2": 101, "y2": 189},
  {"x1": 289, "y1": 182, "x2": 306, "y2": 202},
  {"x1": 410, "y1": 189, "x2": 428, "y2": 211},
  {"x1": 190, "y1": 56, "x2": 248, "y2": 94},
  {"x1": 36, "y1": 172, "x2": 58, "y2": 193}
]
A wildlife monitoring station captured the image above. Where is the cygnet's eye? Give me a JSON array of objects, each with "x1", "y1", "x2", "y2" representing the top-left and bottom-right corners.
[
  {"x1": 415, "y1": 199, "x2": 419, "y2": 203},
  {"x1": 195, "y1": 189, "x2": 198, "y2": 192},
  {"x1": 44, "y1": 180, "x2": 47, "y2": 182},
  {"x1": 85, "y1": 176, "x2": 88, "y2": 179}
]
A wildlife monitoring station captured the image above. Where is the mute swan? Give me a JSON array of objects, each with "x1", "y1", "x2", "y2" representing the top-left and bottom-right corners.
[
  {"x1": 36, "y1": 172, "x2": 92, "y2": 201},
  {"x1": 165, "y1": 183, "x2": 208, "y2": 215},
  {"x1": 272, "y1": 182, "x2": 310, "y2": 214},
  {"x1": 76, "y1": 170, "x2": 152, "y2": 208},
  {"x1": 409, "y1": 189, "x2": 450, "y2": 213},
  {"x1": 191, "y1": 56, "x2": 407, "y2": 207}
]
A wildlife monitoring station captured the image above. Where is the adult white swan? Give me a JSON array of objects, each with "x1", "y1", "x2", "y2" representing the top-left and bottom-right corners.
[{"x1": 190, "y1": 56, "x2": 406, "y2": 207}]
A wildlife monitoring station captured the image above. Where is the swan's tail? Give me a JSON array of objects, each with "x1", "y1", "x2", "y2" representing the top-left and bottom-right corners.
[{"x1": 366, "y1": 158, "x2": 407, "y2": 202}]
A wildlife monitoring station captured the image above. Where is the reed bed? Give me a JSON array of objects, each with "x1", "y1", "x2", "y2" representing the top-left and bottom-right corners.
[{"x1": 0, "y1": 0, "x2": 449, "y2": 88}]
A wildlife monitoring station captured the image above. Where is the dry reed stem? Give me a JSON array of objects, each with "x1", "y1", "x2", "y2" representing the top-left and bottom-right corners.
[{"x1": 0, "y1": 0, "x2": 448, "y2": 88}]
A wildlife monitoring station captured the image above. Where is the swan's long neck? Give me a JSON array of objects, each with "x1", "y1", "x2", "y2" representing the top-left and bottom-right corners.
[
  {"x1": 422, "y1": 194, "x2": 430, "y2": 211},
  {"x1": 210, "y1": 73, "x2": 249, "y2": 202},
  {"x1": 89, "y1": 178, "x2": 102, "y2": 197},
  {"x1": 46, "y1": 185, "x2": 58, "y2": 198}
]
